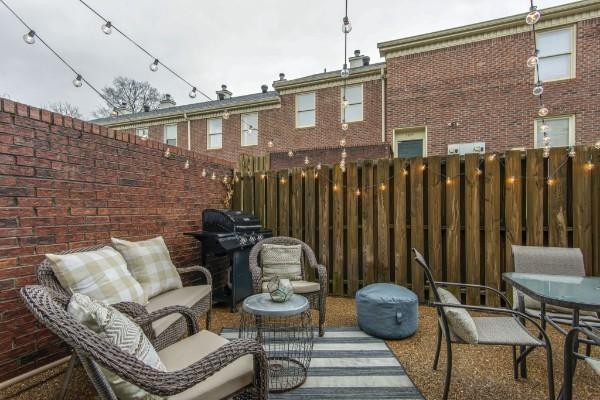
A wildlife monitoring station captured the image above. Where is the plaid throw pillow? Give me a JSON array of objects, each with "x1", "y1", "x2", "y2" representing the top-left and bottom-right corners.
[
  {"x1": 261, "y1": 244, "x2": 303, "y2": 282},
  {"x1": 112, "y1": 236, "x2": 183, "y2": 299},
  {"x1": 46, "y1": 247, "x2": 147, "y2": 305},
  {"x1": 68, "y1": 293, "x2": 166, "y2": 400}
]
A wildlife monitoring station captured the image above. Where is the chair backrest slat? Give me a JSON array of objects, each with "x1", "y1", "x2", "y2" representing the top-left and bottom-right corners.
[{"x1": 512, "y1": 245, "x2": 585, "y2": 277}]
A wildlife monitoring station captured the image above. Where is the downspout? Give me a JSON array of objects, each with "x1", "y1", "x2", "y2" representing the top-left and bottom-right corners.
[
  {"x1": 380, "y1": 65, "x2": 386, "y2": 144},
  {"x1": 184, "y1": 112, "x2": 191, "y2": 150}
]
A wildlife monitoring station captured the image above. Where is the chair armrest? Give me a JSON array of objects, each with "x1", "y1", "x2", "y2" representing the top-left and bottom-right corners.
[
  {"x1": 112, "y1": 301, "x2": 149, "y2": 319},
  {"x1": 134, "y1": 306, "x2": 199, "y2": 337},
  {"x1": 315, "y1": 264, "x2": 328, "y2": 295},
  {"x1": 177, "y1": 265, "x2": 212, "y2": 286},
  {"x1": 435, "y1": 281, "x2": 512, "y2": 309},
  {"x1": 99, "y1": 338, "x2": 268, "y2": 397},
  {"x1": 432, "y1": 301, "x2": 551, "y2": 346},
  {"x1": 250, "y1": 261, "x2": 263, "y2": 294}
]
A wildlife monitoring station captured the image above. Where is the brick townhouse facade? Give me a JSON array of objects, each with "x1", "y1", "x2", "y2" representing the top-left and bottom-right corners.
[{"x1": 93, "y1": 0, "x2": 600, "y2": 166}]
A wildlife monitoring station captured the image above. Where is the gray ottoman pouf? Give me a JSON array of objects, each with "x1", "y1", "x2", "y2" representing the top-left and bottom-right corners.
[{"x1": 356, "y1": 283, "x2": 418, "y2": 339}]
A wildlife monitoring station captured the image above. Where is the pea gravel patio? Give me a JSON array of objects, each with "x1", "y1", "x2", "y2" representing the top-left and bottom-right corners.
[{"x1": 1, "y1": 297, "x2": 598, "y2": 400}]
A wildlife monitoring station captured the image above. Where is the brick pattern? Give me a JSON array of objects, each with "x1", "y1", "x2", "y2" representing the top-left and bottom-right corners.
[
  {"x1": 385, "y1": 19, "x2": 600, "y2": 155},
  {"x1": 0, "y1": 98, "x2": 232, "y2": 382}
]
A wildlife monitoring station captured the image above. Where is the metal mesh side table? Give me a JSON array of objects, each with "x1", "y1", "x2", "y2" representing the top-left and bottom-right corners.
[{"x1": 240, "y1": 293, "x2": 313, "y2": 392}]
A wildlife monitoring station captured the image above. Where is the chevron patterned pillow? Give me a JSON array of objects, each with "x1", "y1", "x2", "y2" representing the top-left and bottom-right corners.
[
  {"x1": 112, "y1": 236, "x2": 183, "y2": 299},
  {"x1": 68, "y1": 293, "x2": 166, "y2": 399}
]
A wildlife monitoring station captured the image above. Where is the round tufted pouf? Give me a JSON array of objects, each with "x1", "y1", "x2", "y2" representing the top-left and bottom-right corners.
[{"x1": 355, "y1": 283, "x2": 418, "y2": 339}]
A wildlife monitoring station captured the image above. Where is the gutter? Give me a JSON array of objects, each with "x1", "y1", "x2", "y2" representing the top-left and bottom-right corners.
[
  {"x1": 184, "y1": 112, "x2": 191, "y2": 150},
  {"x1": 380, "y1": 66, "x2": 386, "y2": 143}
]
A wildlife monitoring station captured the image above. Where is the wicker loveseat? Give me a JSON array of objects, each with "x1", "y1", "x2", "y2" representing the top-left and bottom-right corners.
[
  {"x1": 249, "y1": 236, "x2": 328, "y2": 336},
  {"x1": 20, "y1": 285, "x2": 268, "y2": 400}
]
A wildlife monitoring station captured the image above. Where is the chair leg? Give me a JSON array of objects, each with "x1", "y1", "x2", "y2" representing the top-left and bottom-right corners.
[
  {"x1": 205, "y1": 310, "x2": 212, "y2": 331},
  {"x1": 318, "y1": 294, "x2": 326, "y2": 337},
  {"x1": 58, "y1": 354, "x2": 78, "y2": 400},
  {"x1": 512, "y1": 346, "x2": 518, "y2": 380},
  {"x1": 545, "y1": 344, "x2": 555, "y2": 400},
  {"x1": 433, "y1": 326, "x2": 442, "y2": 370},
  {"x1": 442, "y1": 341, "x2": 452, "y2": 400}
]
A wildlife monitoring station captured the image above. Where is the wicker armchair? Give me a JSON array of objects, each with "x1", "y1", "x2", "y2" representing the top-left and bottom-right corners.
[
  {"x1": 563, "y1": 327, "x2": 600, "y2": 400},
  {"x1": 20, "y1": 285, "x2": 268, "y2": 400},
  {"x1": 412, "y1": 249, "x2": 555, "y2": 400},
  {"x1": 249, "y1": 237, "x2": 328, "y2": 337}
]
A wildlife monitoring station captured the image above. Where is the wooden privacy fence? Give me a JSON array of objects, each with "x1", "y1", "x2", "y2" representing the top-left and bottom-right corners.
[{"x1": 232, "y1": 146, "x2": 600, "y2": 305}]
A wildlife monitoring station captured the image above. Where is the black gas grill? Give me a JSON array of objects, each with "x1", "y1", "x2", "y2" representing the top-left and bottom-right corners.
[{"x1": 185, "y1": 209, "x2": 272, "y2": 311}]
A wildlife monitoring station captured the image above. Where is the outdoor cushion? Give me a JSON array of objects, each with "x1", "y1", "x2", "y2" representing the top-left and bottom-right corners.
[
  {"x1": 146, "y1": 285, "x2": 211, "y2": 337},
  {"x1": 158, "y1": 330, "x2": 254, "y2": 400},
  {"x1": 68, "y1": 292, "x2": 165, "y2": 400},
  {"x1": 437, "y1": 288, "x2": 478, "y2": 344},
  {"x1": 356, "y1": 283, "x2": 418, "y2": 339},
  {"x1": 46, "y1": 246, "x2": 147, "y2": 305},
  {"x1": 112, "y1": 237, "x2": 183, "y2": 299},
  {"x1": 261, "y1": 244, "x2": 303, "y2": 282},
  {"x1": 261, "y1": 280, "x2": 319, "y2": 294}
]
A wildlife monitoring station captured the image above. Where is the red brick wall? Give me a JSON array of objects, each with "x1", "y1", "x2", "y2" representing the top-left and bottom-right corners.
[
  {"x1": 0, "y1": 98, "x2": 233, "y2": 382},
  {"x1": 385, "y1": 18, "x2": 600, "y2": 155}
]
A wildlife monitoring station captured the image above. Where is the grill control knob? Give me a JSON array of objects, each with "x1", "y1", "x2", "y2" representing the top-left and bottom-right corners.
[
  {"x1": 249, "y1": 234, "x2": 256, "y2": 243},
  {"x1": 239, "y1": 236, "x2": 248, "y2": 246},
  {"x1": 257, "y1": 234, "x2": 264, "y2": 241}
]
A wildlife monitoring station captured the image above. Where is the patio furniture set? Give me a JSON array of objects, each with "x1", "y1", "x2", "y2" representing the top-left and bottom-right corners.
[{"x1": 17, "y1": 231, "x2": 600, "y2": 399}]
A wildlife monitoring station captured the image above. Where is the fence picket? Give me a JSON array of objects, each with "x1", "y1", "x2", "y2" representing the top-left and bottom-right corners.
[
  {"x1": 573, "y1": 146, "x2": 593, "y2": 275},
  {"x1": 410, "y1": 157, "x2": 425, "y2": 301},
  {"x1": 377, "y1": 159, "x2": 390, "y2": 283},
  {"x1": 362, "y1": 161, "x2": 376, "y2": 286},
  {"x1": 427, "y1": 156, "x2": 442, "y2": 281},
  {"x1": 347, "y1": 162, "x2": 359, "y2": 295},
  {"x1": 393, "y1": 159, "x2": 408, "y2": 285},
  {"x1": 465, "y1": 154, "x2": 481, "y2": 305},
  {"x1": 445, "y1": 155, "x2": 461, "y2": 297},
  {"x1": 291, "y1": 168, "x2": 303, "y2": 240},
  {"x1": 484, "y1": 154, "x2": 501, "y2": 307},
  {"x1": 526, "y1": 149, "x2": 544, "y2": 246},
  {"x1": 278, "y1": 170, "x2": 290, "y2": 236},
  {"x1": 504, "y1": 151, "x2": 522, "y2": 273},
  {"x1": 304, "y1": 167, "x2": 316, "y2": 281},
  {"x1": 332, "y1": 164, "x2": 344, "y2": 295},
  {"x1": 318, "y1": 166, "x2": 330, "y2": 282},
  {"x1": 548, "y1": 148, "x2": 568, "y2": 247}
]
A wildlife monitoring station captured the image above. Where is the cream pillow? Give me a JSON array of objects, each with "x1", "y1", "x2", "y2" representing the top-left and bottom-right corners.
[
  {"x1": 261, "y1": 244, "x2": 303, "y2": 282},
  {"x1": 46, "y1": 246, "x2": 147, "y2": 305},
  {"x1": 112, "y1": 237, "x2": 182, "y2": 299},
  {"x1": 437, "y1": 288, "x2": 479, "y2": 344},
  {"x1": 68, "y1": 293, "x2": 165, "y2": 399}
]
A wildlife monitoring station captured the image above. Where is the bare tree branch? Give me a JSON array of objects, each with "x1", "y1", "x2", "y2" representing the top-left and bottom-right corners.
[
  {"x1": 45, "y1": 101, "x2": 83, "y2": 119},
  {"x1": 96, "y1": 76, "x2": 161, "y2": 116}
]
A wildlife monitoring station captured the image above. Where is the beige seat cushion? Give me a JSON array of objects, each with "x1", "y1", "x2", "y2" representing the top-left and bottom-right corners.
[
  {"x1": 159, "y1": 330, "x2": 254, "y2": 400},
  {"x1": 262, "y1": 280, "x2": 319, "y2": 294},
  {"x1": 146, "y1": 286, "x2": 211, "y2": 336}
]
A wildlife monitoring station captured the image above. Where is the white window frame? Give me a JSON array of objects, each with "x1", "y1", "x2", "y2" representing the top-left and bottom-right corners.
[
  {"x1": 341, "y1": 84, "x2": 364, "y2": 123},
  {"x1": 535, "y1": 25, "x2": 576, "y2": 82},
  {"x1": 533, "y1": 115, "x2": 575, "y2": 148},
  {"x1": 295, "y1": 92, "x2": 316, "y2": 128},
  {"x1": 207, "y1": 118, "x2": 223, "y2": 150},
  {"x1": 241, "y1": 112, "x2": 258, "y2": 147},
  {"x1": 136, "y1": 127, "x2": 149, "y2": 138},
  {"x1": 164, "y1": 124, "x2": 177, "y2": 146},
  {"x1": 393, "y1": 126, "x2": 427, "y2": 158}
]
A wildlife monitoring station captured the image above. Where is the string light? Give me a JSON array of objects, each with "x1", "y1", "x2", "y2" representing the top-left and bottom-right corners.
[
  {"x1": 402, "y1": 168, "x2": 409, "y2": 176},
  {"x1": 526, "y1": 55, "x2": 538, "y2": 68},
  {"x1": 525, "y1": 7, "x2": 541, "y2": 25},
  {"x1": 532, "y1": 83, "x2": 544, "y2": 96},
  {"x1": 379, "y1": 183, "x2": 386, "y2": 191},
  {"x1": 101, "y1": 21, "x2": 112, "y2": 35},
  {"x1": 355, "y1": 188, "x2": 361, "y2": 196},
  {"x1": 149, "y1": 59, "x2": 159, "y2": 72},
  {"x1": 594, "y1": 141, "x2": 600, "y2": 150},
  {"x1": 585, "y1": 158, "x2": 594, "y2": 171},
  {"x1": 341, "y1": 149, "x2": 347, "y2": 159},
  {"x1": 342, "y1": 122, "x2": 349, "y2": 131},
  {"x1": 189, "y1": 87, "x2": 197, "y2": 99},
  {"x1": 201, "y1": 169, "x2": 207, "y2": 177},
  {"x1": 547, "y1": 178, "x2": 555, "y2": 186},
  {"x1": 261, "y1": 173, "x2": 266, "y2": 179},
  {"x1": 538, "y1": 106, "x2": 549, "y2": 117},
  {"x1": 280, "y1": 176, "x2": 287, "y2": 184},
  {"x1": 446, "y1": 177, "x2": 452, "y2": 185},
  {"x1": 288, "y1": 150, "x2": 294, "y2": 158},
  {"x1": 223, "y1": 110, "x2": 230, "y2": 120},
  {"x1": 72, "y1": 74, "x2": 83, "y2": 88},
  {"x1": 420, "y1": 164, "x2": 426, "y2": 171},
  {"x1": 304, "y1": 156, "x2": 310, "y2": 165},
  {"x1": 488, "y1": 153, "x2": 496, "y2": 161},
  {"x1": 342, "y1": 15, "x2": 352, "y2": 33},
  {"x1": 184, "y1": 159, "x2": 190, "y2": 169},
  {"x1": 333, "y1": 184, "x2": 339, "y2": 191},
  {"x1": 301, "y1": 170, "x2": 306, "y2": 178},
  {"x1": 568, "y1": 147, "x2": 576, "y2": 158},
  {"x1": 316, "y1": 163, "x2": 322, "y2": 170},
  {"x1": 164, "y1": 148, "x2": 170, "y2": 157},
  {"x1": 314, "y1": 171, "x2": 319, "y2": 179},
  {"x1": 507, "y1": 176, "x2": 516, "y2": 184},
  {"x1": 23, "y1": 29, "x2": 35, "y2": 44},
  {"x1": 340, "y1": 138, "x2": 346, "y2": 147},
  {"x1": 211, "y1": 172, "x2": 216, "y2": 180},
  {"x1": 475, "y1": 168, "x2": 482, "y2": 176},
  {"x1": 267, "y1": 140, "x2": 274, "y2": 148}
]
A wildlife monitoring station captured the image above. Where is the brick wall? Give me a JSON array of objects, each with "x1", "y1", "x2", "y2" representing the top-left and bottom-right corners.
[
  {"x1": 385, "y1": 18, "x2": 600, "y2": 155},
  {"x1": 0, "y1": 98, "x2": 233, "y2": 382}
]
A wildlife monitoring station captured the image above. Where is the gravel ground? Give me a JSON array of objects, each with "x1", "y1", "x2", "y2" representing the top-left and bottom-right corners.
[{"x1": 1, "y1": 296, "x2": 598, "y2": 400}]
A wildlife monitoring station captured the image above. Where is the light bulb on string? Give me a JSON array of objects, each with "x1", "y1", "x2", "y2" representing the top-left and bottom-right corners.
[
  {"x1": 526, "y1": 55, "x2": 538, "y2": 68},
  {"x1": 189, "y1": 87, "x2": 197, "y2": 98},
  {"x1": 507, "y1": 176, "x2": 516, "y2": 184},
  {"x1": 538, "y1": 106, "x2": 549, "y2": 117},
  {"x1": 488, "y1": 153, "x2": 496, "y2": 161},
  {"x1": 201, "y1": 169, "x2": 207, "y2": 177},
  {"x1": 568, "y1": 147, "x2": 576, "y2": 158},
  {"x1": 543, "y1": 147, "x2": 550, "y2": 158},
  {"x1": 23, "y1": 30, "x2": 35, "y2": 44},
  {"x1": 304, "y1": 156, "x2": 310, "y2": 165},
  {"x1": 533, "y1": 83, "x2": 544, "y2": 96},
  {"x1": 223, "y1": 176, "x2": 229, "y2": 183},
  {"x1": 540, "y1": 123, "x2": 550, "y2": 133},
  {"x1": 446, "y1": 177, "x2": 452, "y2": 185},
  {"x1": 316, "y1": 163, "x2": 322, "y2": 171},
  {"x1": 355, "y1": 188, "x2": 361, "y2": 196},
  {"x1": 72, "y1": 74, "x2": 83, "y2": 88},
  {"x1": 101, "y1": 21, "x2": 112, "y2": 35},
  {"x1": 280, "y1": 176, "x2": 287, "y2": 184},
  {"x1": 288, "y1": 150, "x2": 294, "y2": 158},
  {"x1": 164, "y1": 148, "x2": 170, "y2": 158},
  {"x1": 340, "y1": 64, "x2": 350, "y2": 79},
  {"x1": 267, "y1": 140, "x2": 274, "y2": 148},
  {"x1": 301, "y1": 170, "x2": 306, "y2": 178},
  {"x1": 223, "y1": 110, "x2": 230, "y2": 120},
  {"x1": 184, "y1": 160, "x2": 190, "y2": 169},
  {"x1": 342, "y1": 16, "x2": 352, "y2": 33},
  {"x1": 342, "y1": 122, "x2": 349, "y2": 131},
  {"x1": 402, "y1": 168, "x2": 408, "y2": 176},
  {"x1": 585, "y1": 158, "x2": 594, "y2": 171},
  {"x1": 342, "y1": 98, "x2": 349, "y2": 108},
  {"x1": 149, "y1": 59, "x2": 159, "y2": 72},
  {"x1": 594, "y1": 141, "x2": 600, "y2": 150},
  {"x1": 341, "y1": 149, "x2": 347, "y2": 159},
  {"x1": 420, "y1": 164, "x2": 426, "y2": 171},
  {"x1": 526, "y1": 9, "x2": 541, "y2": 25},
  {"x1": 333, "y1": 184, "x2": 339, "y2": 192},
  {"x1": 543, "y1": 135, "x2": 551, "y2": 144},
  {"x1": 234, "y1": 175, "x2": 239, "y2": 183},
  {"x1": 379, "y1": 183, "x2": 386, "y2": 191},
  {"x1": 340, "y1": 138, "x2": 346, "y2": 146},
  {"x1": 547, "y1": 178, "x2": 555, "y2": 186},
  {"x1": 211, "y1": 172, "x2": 216, "y2": 180},
  {"x1": 475, "y1": 168, "x2": 482, "y2": 176}
]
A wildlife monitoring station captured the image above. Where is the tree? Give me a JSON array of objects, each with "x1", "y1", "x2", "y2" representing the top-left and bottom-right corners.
[
  {"x1": 46, "y1": 101, "x2": 83, "y2": 119},
  {"x1": 94, "y1": 76, "x2": 161, "y2": 117}
]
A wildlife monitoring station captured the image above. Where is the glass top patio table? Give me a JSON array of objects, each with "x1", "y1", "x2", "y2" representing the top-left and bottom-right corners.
[{"x1": 503, "y1": 272, "x2": 600, "y2": 313}]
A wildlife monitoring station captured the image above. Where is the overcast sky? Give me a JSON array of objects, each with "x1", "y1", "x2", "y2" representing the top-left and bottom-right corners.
[{"x1": 0, "y1": 0, "x2": 577, "y2": 119}]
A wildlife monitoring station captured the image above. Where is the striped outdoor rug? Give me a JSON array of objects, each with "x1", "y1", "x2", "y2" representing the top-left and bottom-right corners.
[{"x1": 220, "y1": 327, "x2": 424, "y2": 399}]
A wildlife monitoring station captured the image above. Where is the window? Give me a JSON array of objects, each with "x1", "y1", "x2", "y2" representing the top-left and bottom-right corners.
[
  {"x1": 537, "y1": 27, "x2": 574, "y2": 81},
  {"x1": 535, "y1": 116, "x2": 574, "y2": 148},
  {"x1": 207, "y1": 118, "x2": 222, "y2": 149},
  {"x1": 295, "y1": 92, "x2": 315, "y2": 128},
  {"x1": 136, "y1": 127, "x2": 149, "y2": 138},
  {"x1": 241, "y1": 113, "x2": 258, "y2": 146},
  {"x1": 164, "y1": 124, "x2": 177, "y2": 146},
  {"x1": 342, "y1": 84, "x2": 363, "y2": 123},
  {"x1": 393, "y1": 127, "x2": 427, "y2": 158}
]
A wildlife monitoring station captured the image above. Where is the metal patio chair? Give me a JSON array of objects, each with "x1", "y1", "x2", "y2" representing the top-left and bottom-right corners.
[
  {"x1": 563, "y1": 327, "x2": 600, "y2": 400},
  {"x1": 249, "y1": 236, "x2": 328, "y2": 336},
  {"x1": 412, "y1": 248, "x2": 555, "y2": 400},
  {"x1": 20, "y1": 285, "x2": 268, "y2": 400}
]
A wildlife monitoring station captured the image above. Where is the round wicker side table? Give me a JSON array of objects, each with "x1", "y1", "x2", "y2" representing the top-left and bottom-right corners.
[{"x1": 240, "y1": 293, "x2": 314, "y2": 392}]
